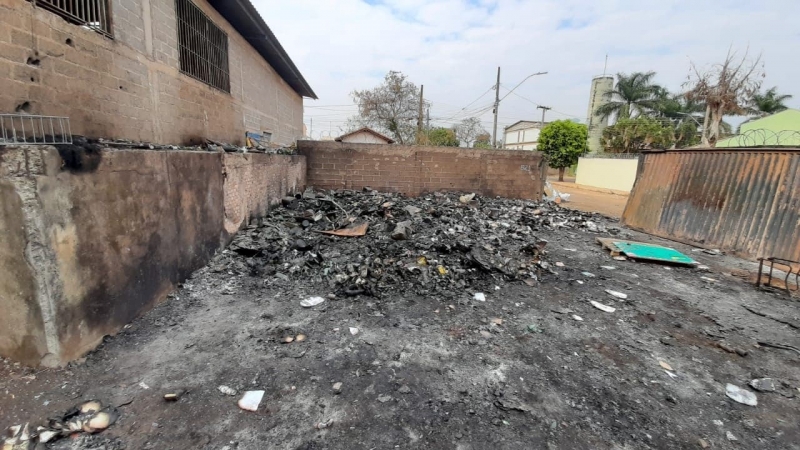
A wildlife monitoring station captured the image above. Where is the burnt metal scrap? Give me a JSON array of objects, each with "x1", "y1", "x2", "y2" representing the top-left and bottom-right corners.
[{"x1": 216, "y1": 189, "x2": 614, "y2": 298}]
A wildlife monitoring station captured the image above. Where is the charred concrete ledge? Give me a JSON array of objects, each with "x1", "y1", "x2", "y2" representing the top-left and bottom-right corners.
[{"x1": 0, "y1": 146, "x2": 305, "y2": 366}]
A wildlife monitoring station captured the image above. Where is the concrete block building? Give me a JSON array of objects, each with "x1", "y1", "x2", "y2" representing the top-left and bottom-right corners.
[{"x1": 0, "y1": 0, "x2": 316, "y2": 145}]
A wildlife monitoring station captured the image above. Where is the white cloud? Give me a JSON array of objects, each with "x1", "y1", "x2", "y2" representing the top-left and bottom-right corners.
[{"x1": 254, "y1": 0, "x2": 800, "y2": 138}]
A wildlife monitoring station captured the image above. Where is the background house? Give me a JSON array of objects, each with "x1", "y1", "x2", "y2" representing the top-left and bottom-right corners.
[
  {"x1": 336, "y1": 127, "x2": 395, "y2": 144},
  {"x1": 0, "y1": 0, "x2": 316, "y2": 145},
  {"x1": 503, "y1": 120, "x2": 548, "y2": 150},
  {"x1": 716, "y1": 109, "x2": 800, "y2": 147}
]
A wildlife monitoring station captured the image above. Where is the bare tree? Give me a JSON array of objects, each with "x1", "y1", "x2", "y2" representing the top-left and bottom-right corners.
[
  {"x1": 684, "y1": 48, "x2": 764, "y2": 147},
  {"x1": 350, "y1": 71, "x2": 426, "y2": 145},
  {"x1": 455, "y1": 117, "x2": 487, "y2": 147}
]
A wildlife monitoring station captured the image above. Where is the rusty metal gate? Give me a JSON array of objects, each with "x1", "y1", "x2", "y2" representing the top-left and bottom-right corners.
[{"x1": 622, "y1": 148, "x2": 800, "y2": 262}]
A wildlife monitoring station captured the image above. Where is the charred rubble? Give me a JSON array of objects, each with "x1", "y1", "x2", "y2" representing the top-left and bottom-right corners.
[{"x1": 211, "y1": 189, "x2": 617, "y2": 298}]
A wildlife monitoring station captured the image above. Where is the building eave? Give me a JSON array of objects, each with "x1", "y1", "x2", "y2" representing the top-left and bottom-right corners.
[{"x1": 208, "y1": 0, "x2": 317, "y2": 99}]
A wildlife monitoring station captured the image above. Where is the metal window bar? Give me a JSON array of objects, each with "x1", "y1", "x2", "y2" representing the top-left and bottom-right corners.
[
  {"x1": 29, "y1": 0, "x2": 112, "y2": 38},
  {"x1": 176, "y1": 0, "x2": 230, "y2": 93},
  {"x1": 0, "y1": 114, "x2": 72, "y2": 145}
]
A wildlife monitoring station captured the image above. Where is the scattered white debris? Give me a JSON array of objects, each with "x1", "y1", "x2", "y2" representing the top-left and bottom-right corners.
[
  {"x1": 613, "y1": 256, "x2": 627, "y2": 261},
  {"x1": 582, "y1": 272, "x2": 596, "y2": 278},
  {"x1": 474, "y1": 293, "x2": 486, "y2": 302},
  {"x1": 700, "y1": 276, "x2": 717, "y2": 283},
  {"x1": 494, "y1": 285, "x2": 501, "y2": 291},
  {"x1": 726, "y1": 431, "x2": 738, "y2": 442},
  {"x1": 138, "y1": 381, "x2": 150, "y2": 390},
  {"x1": 555, "y1": 262, "x2": 565, "y2": 267},
  {"x1": 659, "y1": 361, "x2": 673, "y2": 371},
  {"x1": 459, "y1": 193, "x2": 476, "y2": 204},
  {"x1": 726, "y1": 383, "x2": 758, "y2": 406},
  {"x1": 218, "y1": 386, "x2": 237, "y2": 396},
  {"x1": 349, "y1": 327, "x2": 359, "y2": 336},
  {"x1": 601, "y1": 266, "x2": 617, "y2": 270},
  {"x1": 590, "y1": 301, "x2": 616, "y2": 313},
  {"x1": 749, "y1": 378, "x2": 777, "y2": 392},
  {"x1": 300, "y1": 296, "x2": 326, "y2": 308},
  {"x1": 572, "y1": 315, "x2": 583, "y2": 321},
  {"x1": 605, "y1": 290, "x2": 628, "y2": 300},
  {"x1": 238, "y1": 390, "x2": 265, "y2": 412}
]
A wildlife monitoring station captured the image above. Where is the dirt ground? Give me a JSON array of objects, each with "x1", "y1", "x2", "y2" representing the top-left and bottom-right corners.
[
  {"x1": 549, "y1": 180, "x2": 629, "y2": 219},
  {"x1": 2, "y1": 191, "x2": 799, "y2": 450}
]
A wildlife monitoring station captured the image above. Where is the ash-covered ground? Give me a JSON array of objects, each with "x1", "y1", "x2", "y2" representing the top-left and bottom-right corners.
[{"x1": 2, "y1": 190, "x2": 799, "y2": 450}]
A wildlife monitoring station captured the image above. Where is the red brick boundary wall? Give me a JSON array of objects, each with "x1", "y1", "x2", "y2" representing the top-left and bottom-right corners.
[{"x1": 297, "y1": 141, "x2": 547, "y2": 200}]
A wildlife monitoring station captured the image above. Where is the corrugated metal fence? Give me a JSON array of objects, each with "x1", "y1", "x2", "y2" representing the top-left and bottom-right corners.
[{"x1": 622, "y1": 148, "x2": 800, "y2": 262}]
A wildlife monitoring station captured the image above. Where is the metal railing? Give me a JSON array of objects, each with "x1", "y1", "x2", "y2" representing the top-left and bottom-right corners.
[
  {"x1": 0, "y1": 114, "x2": 72, "y2": 145},
  {"x1": 30, "y1": 0, "x2": 112, "y2": 38}
]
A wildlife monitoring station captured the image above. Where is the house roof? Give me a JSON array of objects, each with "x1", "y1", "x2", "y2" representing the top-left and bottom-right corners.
[
  {"x1": 208, "y1": 0, "x2": 317, "y2": 99},
  {"x1": 504, "y1": 120, "x2": 547, "y2": 131},
  {"x1": 335, "y1": 127, "x2": 395, "y2": 144}
]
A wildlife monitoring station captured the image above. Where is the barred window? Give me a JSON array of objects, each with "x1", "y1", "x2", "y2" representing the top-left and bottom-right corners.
[
  {"x1": 176, "y1": 0, "x2": 230, "y2": 93},
  {"x1": 31, "y1": 0, "x2": 112, "y2": 37}
]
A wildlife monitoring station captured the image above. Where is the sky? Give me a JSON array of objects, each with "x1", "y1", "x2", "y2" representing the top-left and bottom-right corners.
[{"x1": 253, "y1": 0, "x2": 800, "y2": 140}]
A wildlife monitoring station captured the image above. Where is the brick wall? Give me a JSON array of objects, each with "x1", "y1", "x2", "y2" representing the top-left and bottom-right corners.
[
  {"x1": 298, "y1": 141, "x2": 547, "y2": 200},
  {"x1": 222, "y1": 153, "x2": 306, "y2": 233},
  {"x1": 0, "y1": 0, "x2": 304, "y2": 145}
]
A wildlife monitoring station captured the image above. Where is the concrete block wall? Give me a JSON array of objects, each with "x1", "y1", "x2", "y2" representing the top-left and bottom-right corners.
[
  {"x1": 0, "y1": 0, "x2": 303, "y2": 145},
  {"x1": 222, "y1": 153, "x2": 306, "y2": 233},
  {"x1": 0, "y1": 146, "x2": 305, "y2": 366},
  {"x1": 298, "y1": 141, "x2": 547, "y2": 200}
]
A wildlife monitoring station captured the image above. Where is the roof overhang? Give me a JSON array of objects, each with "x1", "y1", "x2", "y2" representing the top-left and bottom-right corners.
[{"x1": 208, "y1": 0, "x2": 317, "y2": 99}]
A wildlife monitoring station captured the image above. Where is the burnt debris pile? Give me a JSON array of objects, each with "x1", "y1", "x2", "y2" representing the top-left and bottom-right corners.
[{"x1": 214, "y1": 189, "x2": 611, "y2": 298}]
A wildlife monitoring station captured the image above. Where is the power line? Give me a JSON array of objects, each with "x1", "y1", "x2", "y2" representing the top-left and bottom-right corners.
[{"x1": 501, "y1": 87, "x2": 575, "y2": 118}]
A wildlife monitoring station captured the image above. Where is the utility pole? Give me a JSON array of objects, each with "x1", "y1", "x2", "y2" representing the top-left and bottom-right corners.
[
  {"x1": 310, "y1": 117, "x2": 313, "y2": 139},
  {"x1": 426, "y1": 107, "x2": 430, "y2": 130},
  {"x1": 492, "y1": 67, "x2": 501, "y2": 148},
  {"x1": 537, "y1": 105, "x2": 551, "y2": 124},
  {"x1": 417, "y1": 85, "x2": 424, "y2": 144}
]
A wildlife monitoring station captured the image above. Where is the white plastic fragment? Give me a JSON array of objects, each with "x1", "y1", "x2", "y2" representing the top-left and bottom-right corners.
[
  {"x1": 572, "y1": 315, "x2": 583, "y2": 321},
  {"x1": 238, "y1": 390, "x2": 265, "y2": 412},
  {"x1": 590, "y1": 301, "x2": 616, "y2": 313},
  {"x1": 605, "y1": 290, "x2": 628, "y2": 300},
  {"x1": 300, "y1": 296, "x2": 326, "y2": 308},
  {"x1": 474, "y1": 293, "x2": 486, "y2": 302},
  {"x1": 349, "y1": 327, "x2": 359, "y2": 336},
  {"x1": 725, "y1": 383, "x2": 757, "y2": 406}
]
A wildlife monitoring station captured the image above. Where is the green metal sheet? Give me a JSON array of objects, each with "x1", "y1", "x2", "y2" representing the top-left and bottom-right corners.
[{"x1": 613, "y1": 242, "x2": 697, "y2": 266}]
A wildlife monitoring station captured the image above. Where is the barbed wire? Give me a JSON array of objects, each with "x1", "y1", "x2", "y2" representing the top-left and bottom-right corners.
[{"x1": 720, "y1": 129, "x2": 800, "y2": 147}]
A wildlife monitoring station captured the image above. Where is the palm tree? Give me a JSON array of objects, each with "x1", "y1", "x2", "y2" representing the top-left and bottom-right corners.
[
  {"x1": 596, "y1": 72, "x2": 662, "y2": 121},
  {"x1": 746, "y1": 87, "x2": 793, "y2": 117}
]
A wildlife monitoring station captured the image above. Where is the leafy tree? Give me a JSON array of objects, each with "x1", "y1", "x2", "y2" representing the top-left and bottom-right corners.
[
  {"x1": 746, "y1": 86, "x2": 793, "y2": 117},
  {"x1": 674, "y1": 120, "x2": 701, "y2": 149},
  {"x1": 601, "y1": 117, "x2": 675, "y2": 153},
  {"x1": 685, "y1": 48, "x2": 764, "y2": 147},
  {"x1": 596, "y1": 72, "x2": 662, "y2": 121},
  {"x1": 538, "y1": 120, "x2": 588, "y2": 181},
  {"x1": 473, "y1": 133, "x2": 492, "y2": 149},
  {"x1": 455, "y1": 117, "x2": 487, "y2": 147},
  {"x1": 350, "y1": 71, "x2": 427, "y2": 145},
  {"x1": 427, "y1": 127, "x2": 460, "y2": 147}
]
